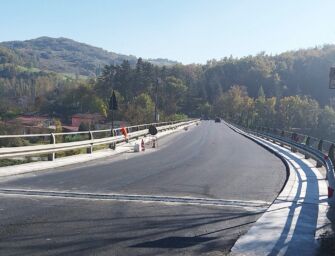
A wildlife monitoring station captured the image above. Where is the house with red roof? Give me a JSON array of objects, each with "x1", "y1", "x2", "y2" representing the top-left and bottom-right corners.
[{"x1": 71, "y1": 113, "x2": 105, "y2": 128}]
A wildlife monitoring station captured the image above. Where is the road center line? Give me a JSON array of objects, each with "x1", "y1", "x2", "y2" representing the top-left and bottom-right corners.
[{"x1": 0, "y1": 188, "x2": 271, "y2": 210}]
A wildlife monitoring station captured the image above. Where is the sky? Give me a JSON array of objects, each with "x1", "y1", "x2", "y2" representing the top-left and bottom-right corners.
[{"x1": 1, "y1": 0, "x2": 335, "y2": 64}]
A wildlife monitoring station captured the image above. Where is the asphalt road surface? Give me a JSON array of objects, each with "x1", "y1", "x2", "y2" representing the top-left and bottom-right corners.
[{"x1": 0, "y1": 121, "x2": 286, "y2": 256}]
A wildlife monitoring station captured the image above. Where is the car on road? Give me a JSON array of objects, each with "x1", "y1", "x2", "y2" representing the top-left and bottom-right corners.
[{"x1": 215, "y1": 117, "x2": 221, "y2": 123}]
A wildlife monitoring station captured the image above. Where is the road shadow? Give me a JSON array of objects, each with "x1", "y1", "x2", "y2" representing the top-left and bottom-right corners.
[
  {"x1": 264, "y1": 145, "x2": 320, "y2": 255},
  {"x1": 0, "y1": 201, "x2": 263, "y2": 256}
]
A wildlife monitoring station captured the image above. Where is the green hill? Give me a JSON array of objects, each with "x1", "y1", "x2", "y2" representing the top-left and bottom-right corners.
[{"x1": 0, "y1": 37, "x2": 178, "y2": 77}]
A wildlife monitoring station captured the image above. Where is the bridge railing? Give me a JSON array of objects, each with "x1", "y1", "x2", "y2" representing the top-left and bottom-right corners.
[
  {"x1": 224, "y1": 121, "x2": 335, "y2": 204},
  {"x1": 0, "y1": 119, "x2": 197, "y2": 162}
]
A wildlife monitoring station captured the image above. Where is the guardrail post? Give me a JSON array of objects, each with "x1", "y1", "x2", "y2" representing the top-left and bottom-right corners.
[
  {"x1": 280, "y1": 130, "x2": 285, "y2": 146},
  {"x1": 135, "y1": 125, "x2": 139, "y2": 140},
  {"x1": 143, "y1": 125, "x2": 149, "y2": 138},
  {"x1": 48, "y1": 133, "x2": 56, "y2": 161},
  {"x1": 328, "y1": 144, "x2": 335, "y2": 166},
  {"x1": 305, "y1": 137, "x2": 310, "y2": 159},
  {"x1": 87, "y1": 131, "x2": 93, "y2": 154},
  {"x1": 109, "y1": 129, "x2": 116, "y2": 150},
  {"x1": 316, "y1": 139, "x2": 323, "y2": 167},
  {"x1": 270, "y1": 128, "x2": 277, "y2": 143},
  {"x1": 291, "y1": 133, "x2": 298, "y2": 152}
]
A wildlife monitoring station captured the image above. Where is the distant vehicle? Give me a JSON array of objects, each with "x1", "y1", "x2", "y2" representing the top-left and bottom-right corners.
[{"x1": 215, "y1": 117, "x2": 221, "y2": 123}]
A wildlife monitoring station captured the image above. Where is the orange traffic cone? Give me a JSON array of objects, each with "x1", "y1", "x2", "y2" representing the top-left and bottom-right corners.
[{"x1": 141, "y1": 139, "x2": 145, "y2": 151}]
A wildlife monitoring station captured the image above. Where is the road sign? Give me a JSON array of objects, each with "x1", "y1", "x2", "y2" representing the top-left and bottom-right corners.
[
  {"x1": 149, "y1": 125, "x2": 158, "y2": 135},
  {"x1": 329, "y1": 67, "x2": 335, "y2": 89},
  {"x1": 109, "y1": 90, "x2": 118, "y2": 110}
]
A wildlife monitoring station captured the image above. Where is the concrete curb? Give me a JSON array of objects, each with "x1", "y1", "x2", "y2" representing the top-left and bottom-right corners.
[{"x1": 226, "y1": 123, "x2": 330, "y2": 256}]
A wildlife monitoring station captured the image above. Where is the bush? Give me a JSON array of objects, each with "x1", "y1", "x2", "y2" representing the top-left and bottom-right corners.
[
  {"x1": 78, "y1": 122, "x2": 90, "y2": 131},
  {"x1": 166, "y1": 113, "x2": 188, "y2": 121},
  {"x1": 0, "y1": 137, "x2": 30, "y2": 147},
  {"x1": 0, "y1": 159, "x2": 29, "y2": 167}
]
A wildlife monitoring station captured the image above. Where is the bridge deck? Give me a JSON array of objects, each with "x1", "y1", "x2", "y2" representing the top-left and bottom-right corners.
[{"x1": 0, "y1": 121, "x2": 286, "y2": 255}]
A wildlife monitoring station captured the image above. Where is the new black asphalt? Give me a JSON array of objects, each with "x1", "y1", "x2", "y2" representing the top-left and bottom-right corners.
[{"x1": 0, "y1": 121, "x2": 286, "y2": 255}]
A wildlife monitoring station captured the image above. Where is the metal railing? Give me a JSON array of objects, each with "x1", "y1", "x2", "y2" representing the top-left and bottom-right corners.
[
  {"x1": 0, "y1": 119, "x2": 197, "y2": 161},
  {"x1": 224, "y1": 121, "x2": 335, "y2": 203}
]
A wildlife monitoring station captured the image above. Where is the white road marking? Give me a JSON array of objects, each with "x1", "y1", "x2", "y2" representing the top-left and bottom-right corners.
[{"x1": 0, "y1": 188, "x2": 271, "y2": 211}]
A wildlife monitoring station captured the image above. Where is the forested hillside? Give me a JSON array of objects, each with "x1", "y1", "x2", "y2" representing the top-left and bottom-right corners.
[
  {"x1": 0, "y1": 37, "x2": 179, "y2": 77},
  {"x1": 202, "y1": 46, "x2": 335, "y2": 106},
  {"x1": 1, "y1": 38, "x2": 335, "y2": 140}
]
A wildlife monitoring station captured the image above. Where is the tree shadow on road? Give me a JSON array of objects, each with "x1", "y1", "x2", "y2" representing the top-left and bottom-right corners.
[{"x1": 0, "y1": 201, "x2": 263, "y2": 256}]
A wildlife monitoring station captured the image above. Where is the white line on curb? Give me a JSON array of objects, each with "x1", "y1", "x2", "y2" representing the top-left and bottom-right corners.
[{"x1": 230, "y1": 132, "x2": 330, "y2": 256}]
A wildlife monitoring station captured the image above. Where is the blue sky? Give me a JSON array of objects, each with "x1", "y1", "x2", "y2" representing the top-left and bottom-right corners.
[{"x1": 1, "y1": 0, "x2": 335, "y2": 64}]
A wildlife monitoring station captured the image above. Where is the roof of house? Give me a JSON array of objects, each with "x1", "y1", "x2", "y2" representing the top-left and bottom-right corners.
[
  {"x1": 72, "y1": 113, "x2": 104, "y2": 119},
  {"x1": 7, "y1": 115, "x2": 51, "y2": 125},
  {"x1": 62, "y1": 125, "x2": 79, "y2": 132}
]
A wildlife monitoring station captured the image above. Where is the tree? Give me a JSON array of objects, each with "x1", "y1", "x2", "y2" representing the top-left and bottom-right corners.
[
  {"x1": 199, "y1": 102, "x2": 212, "y2": 118},
  {"x1": 115, "y1": 60, "x2": 132, "y2": 101},
  {"x1": 96, "y1": 65, "x2": 116, "y2": 102},
  {"x1": 224, "y1": 85, "x2": 248, "y2": 122},
  {"x1": 254, "y1": 96, "x2": 276, "y2": 127},
  {"x1": 164, "y1": 76, "x2": 187, "y2": 115},
  {"x1": 125, "y1": 93, "x2": 155, "y2": 124},
  {"x1": 298, "y1": 97, "x2": 319, "y2": 130},
  {"x1": 317, "y1": 106, "x2": 335, "y2": 140},
  {"x1": 279, "y1": 96, "x2": 301, "y2": 129},
  {"x1": 258, "y1": 85, "x2": 265, "y2": 99},
  {"x1": 54, "y1": 119, "x2": 62, "y2": 133}
]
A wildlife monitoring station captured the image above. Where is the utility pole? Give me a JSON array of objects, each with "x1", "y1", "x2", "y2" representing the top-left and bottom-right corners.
[
  {"x1": 109, "y1": 90, "x2": 118, "y2": 132},
  {"x1": 109, "y1": 90, "x2": 118, "y2": 150},
  {"x1": 154, "y1": 78, "x2": 161, "y2": 122}
]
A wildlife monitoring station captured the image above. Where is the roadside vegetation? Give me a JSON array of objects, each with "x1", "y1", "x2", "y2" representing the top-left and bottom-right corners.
[
  {"x1": 215, "y1": 85, "x2": 335, "y2": 141},
  {"x1": 2, "y1": 38, "x2": 335, "y2": 141}
]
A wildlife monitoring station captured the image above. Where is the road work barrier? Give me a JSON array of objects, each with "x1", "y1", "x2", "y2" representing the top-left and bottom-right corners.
[
  {"x1": 0, "y1": 119, "x2": 197, "y2": 162},
  {"x1": 224, "y1": 121, "x2": 335, "y2": 205}
]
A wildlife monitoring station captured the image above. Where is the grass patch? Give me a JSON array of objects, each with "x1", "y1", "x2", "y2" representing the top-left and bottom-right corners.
[{"x1": 0, "y1": 159, "x2": 29, "y2": 167}]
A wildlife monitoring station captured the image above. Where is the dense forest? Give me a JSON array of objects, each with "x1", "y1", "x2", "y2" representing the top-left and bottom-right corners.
[{"x1": 1, "y1": 37, "x2": 335, "y2": 140}]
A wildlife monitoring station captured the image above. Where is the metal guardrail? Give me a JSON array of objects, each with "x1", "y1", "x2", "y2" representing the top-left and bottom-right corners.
[
  {"x1": 225, "y1": 121, "x2": 335, "y2": 203},
  {"x1": 0, "y1": 119, "x2": 197, "y2": 161}
]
